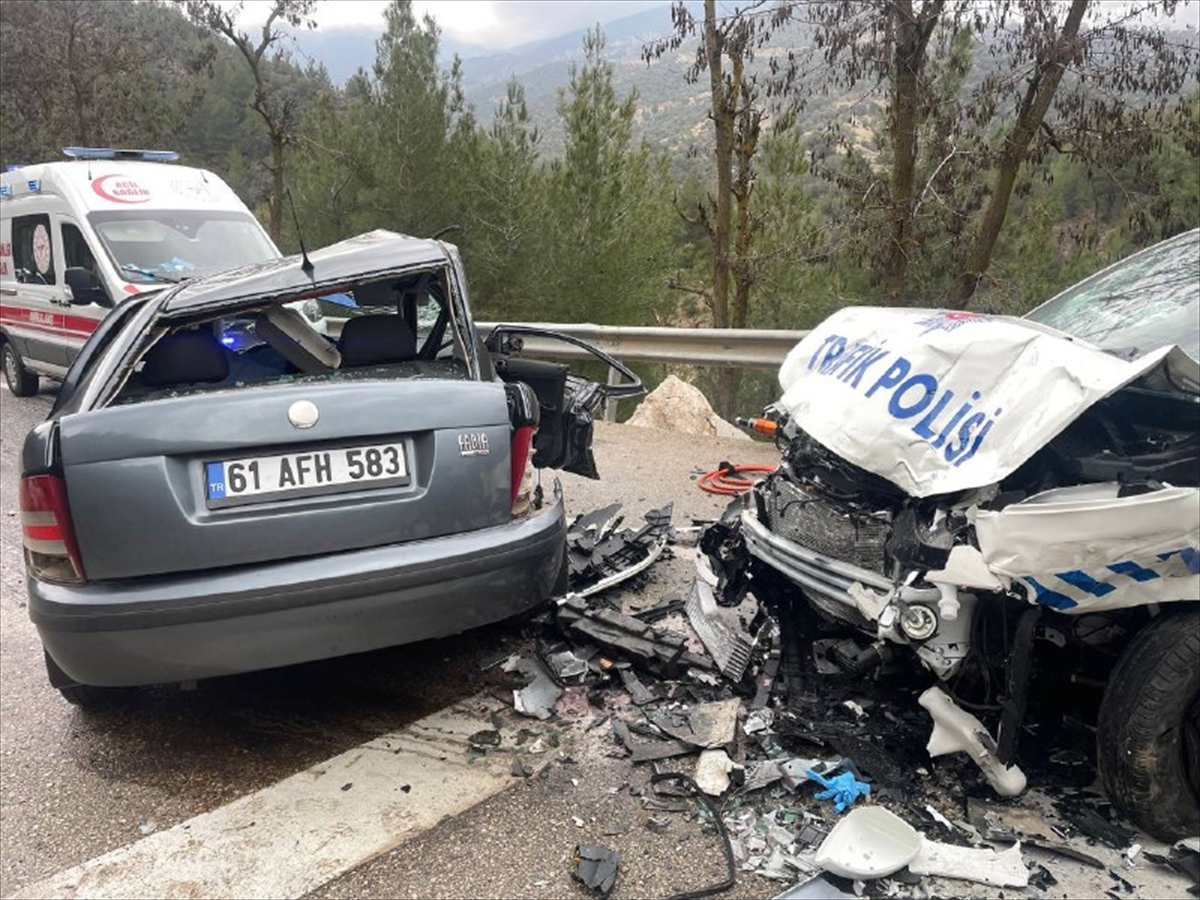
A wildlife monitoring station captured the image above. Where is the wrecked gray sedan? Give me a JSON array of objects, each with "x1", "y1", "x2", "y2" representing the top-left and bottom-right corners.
[
  {"x1": 20, "y1": 230, "x2": 642, "y2": 704},
  {"x1": 705, "y1": 230, "x2": 1199, "y2": 840}
]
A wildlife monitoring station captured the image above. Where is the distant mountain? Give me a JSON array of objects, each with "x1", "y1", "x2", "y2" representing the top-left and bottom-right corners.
[
  {"x1": 286, "y1": 3, "x2": 699, "y2": 155},
  {"x1": 285, "y1": 25, "x2": 493, "y2": 85}
]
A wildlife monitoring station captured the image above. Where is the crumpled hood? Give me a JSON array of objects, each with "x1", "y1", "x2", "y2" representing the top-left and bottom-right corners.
[{"x1": 777, "y1": 307, "x2": 1198, "y2": 498}]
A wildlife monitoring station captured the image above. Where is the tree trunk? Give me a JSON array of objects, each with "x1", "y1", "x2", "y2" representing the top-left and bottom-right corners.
[
  {"x1": 269, "y1": 133, "x2": 285, "y2": 244},
  {"x1": 884, "y1": 0, "x2": 944, "y2": 302},
  {"x1": 947, "y1": 0, "x2": 1088, "y2": 308},
  {"x1": 705, "y1": 0, "x2": 732, "y2": 329}
]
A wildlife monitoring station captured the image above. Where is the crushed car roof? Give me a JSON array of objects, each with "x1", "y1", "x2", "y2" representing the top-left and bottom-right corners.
[{"x1": 160, "y1": 230, "x2": 452, "y2": 313}]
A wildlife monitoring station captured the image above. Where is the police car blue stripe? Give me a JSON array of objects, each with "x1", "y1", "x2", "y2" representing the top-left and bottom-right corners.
[
  {"x1": 1055, "y1": 570, "x2": 1116, "y2": 597},
  {"x1": 1023, "y1": 577, "x2": 1078, "y2": 610},
  {"x1": 1106, "y1": 560, "x2": 1161, "y2": 583}
]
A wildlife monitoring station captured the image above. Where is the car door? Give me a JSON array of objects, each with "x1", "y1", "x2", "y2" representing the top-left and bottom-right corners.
[
  {"x1": 484, "y1": 325, "x2": 645, "y2": 479},
  {"x1": 56, "y1": 216, "x2": 109, "y2": 367},
  {"x1": 4, "y1": 212, "x2": 72, "y2": 370}
]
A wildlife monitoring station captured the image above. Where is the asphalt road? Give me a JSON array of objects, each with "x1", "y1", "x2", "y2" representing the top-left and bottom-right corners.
[
  {"x1": 1, "y1": 386, "x2": 1190, "y2": 900},
  {"x1": 0, "y1": 385, "x2": 782, "y2": 898}
]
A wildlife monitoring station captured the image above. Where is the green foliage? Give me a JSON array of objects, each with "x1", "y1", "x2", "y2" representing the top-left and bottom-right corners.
[
  {"x1": 0, "y1": 0, "x2": 213, "y2": 168},
  {"x1": 542, "y1": 29, "x2": 679, "y2": 325},
  {"x1": 0, "y1": 0, "x2": 1194, "y2": 385}
]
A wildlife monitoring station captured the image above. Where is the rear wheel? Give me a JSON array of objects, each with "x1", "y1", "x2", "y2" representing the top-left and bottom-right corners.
[
  {"x1": 1097, "y1": 608, "x2": 1200, "y2": 841},
  {"x1": 2, "y1": 341, "x2": 39, "y2": 396}
]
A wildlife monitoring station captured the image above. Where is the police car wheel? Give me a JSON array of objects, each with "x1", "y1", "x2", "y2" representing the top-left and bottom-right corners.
[
  {"x1": 1097, "y1": 607, "x2": 1200, "y2": 842},
  {"x1": 2, "y1": 342, "x2": 39, "y2": 397}
]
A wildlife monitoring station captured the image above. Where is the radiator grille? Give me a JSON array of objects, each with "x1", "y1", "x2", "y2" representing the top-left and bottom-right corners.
[{"x1": 762, "y1": 478, "x2": 891, "y2": 575}]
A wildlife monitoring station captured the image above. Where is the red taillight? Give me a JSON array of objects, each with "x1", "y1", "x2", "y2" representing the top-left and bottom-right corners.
[
  {"x1": 511, "y1": 425, "x2": 535, "y2": 510},
  {"x1": 20, "y1": 475, "x2": 86, "y2": 584}
]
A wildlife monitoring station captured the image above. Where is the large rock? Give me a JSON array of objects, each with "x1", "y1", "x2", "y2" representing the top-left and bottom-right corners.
[{"x1": 626, "y1": 375, "x2": 749, "y2": 441}]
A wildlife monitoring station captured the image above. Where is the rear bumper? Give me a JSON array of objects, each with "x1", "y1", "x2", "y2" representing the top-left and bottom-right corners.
[{"x1": 31, "y1": 487, "x2": 567, "y2": 686}]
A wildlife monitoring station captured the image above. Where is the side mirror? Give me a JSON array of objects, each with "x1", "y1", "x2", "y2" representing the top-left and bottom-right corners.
[{"x1": 64, "y1": 267, "x2": 113, "y2": 308}]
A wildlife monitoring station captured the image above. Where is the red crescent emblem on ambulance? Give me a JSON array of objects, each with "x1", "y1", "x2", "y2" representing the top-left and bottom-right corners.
[{"x1": 92, "y1": 174, "x2": 151, "y2": 204}]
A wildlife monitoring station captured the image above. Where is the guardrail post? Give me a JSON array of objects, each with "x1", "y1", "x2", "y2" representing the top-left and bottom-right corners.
[{"x1": 604, "y1": 365, "x2": 622, "y2": 422}]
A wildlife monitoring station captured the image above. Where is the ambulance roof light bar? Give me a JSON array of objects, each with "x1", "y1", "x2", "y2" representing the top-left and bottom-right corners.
[{"x1": 63, "y1": 147, "x2": 180, "y2": 162}]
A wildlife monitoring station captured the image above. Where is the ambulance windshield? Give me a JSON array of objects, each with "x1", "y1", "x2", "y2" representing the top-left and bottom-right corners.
[{"x1": 88, "y1": 210, "x2": 278, "y2": 284}]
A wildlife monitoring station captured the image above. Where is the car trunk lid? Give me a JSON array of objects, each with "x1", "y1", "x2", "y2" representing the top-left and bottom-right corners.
[{"x1": 58, "y1": 379, "x2": 514, "y2": 581}]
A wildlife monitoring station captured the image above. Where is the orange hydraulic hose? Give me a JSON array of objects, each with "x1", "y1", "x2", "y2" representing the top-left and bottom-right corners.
[{"x1": 697, "y1": 463, "x2": 777, "y2": 495}]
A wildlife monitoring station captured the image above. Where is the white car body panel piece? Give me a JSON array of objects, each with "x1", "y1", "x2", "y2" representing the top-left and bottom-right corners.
[
  {"x1": 919, "y1": 686, "x2": 1027, "y2": 797},
  {"x1": 974, "y1": 482, "x2": 1199, "y2": 612}
]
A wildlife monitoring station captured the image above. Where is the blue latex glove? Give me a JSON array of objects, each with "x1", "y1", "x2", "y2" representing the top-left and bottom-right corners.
[{"x1": 805, "y1": 767, "x2": 871, "y2": 813}]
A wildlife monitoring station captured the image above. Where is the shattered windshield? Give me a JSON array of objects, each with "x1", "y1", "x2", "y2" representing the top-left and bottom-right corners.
[
  {"x1": 1024, "y1": 230, "x2": 1200, "y2": 359},
  {"x1": 88, "y1": 210, "x2": 278, "y2": 284}
]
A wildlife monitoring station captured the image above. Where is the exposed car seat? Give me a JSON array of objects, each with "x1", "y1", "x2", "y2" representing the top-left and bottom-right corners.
[
  {"x1": 339, "y1": 315, "x2": 417, "y2": 367},
  {"x1": 140, "y1": 332, "x2": 230, "y2": 387}
]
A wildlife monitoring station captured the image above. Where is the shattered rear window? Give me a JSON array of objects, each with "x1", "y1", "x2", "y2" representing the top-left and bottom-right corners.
[
  {"x1": 110, "y1": 267, "x2": 472, "y2": 405},
  {"x1": 1024, "y1": 230, "x2": 1200, "y2": 359}
]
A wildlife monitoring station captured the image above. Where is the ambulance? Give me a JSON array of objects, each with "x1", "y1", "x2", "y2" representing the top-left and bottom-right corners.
[{"x1": 0, "y1": 148, "x2": 279, "y2": 395}]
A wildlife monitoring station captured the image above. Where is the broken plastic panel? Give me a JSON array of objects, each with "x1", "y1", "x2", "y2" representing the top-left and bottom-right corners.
[
  {"x1": 919, "y1": 686, "x2": 1027, "y2": 796},
  {"x1": 813, "y1": 806, "x2": 922, "y2": 880}
]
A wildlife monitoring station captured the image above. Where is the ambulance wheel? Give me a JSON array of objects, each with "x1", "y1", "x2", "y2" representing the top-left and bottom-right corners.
[
  {"x1": 2, "y1": 341, "x2": 39, "y2": 396},
  {"x1": 1097, "y1": 607, "x2": 1200, "y2": 841}
]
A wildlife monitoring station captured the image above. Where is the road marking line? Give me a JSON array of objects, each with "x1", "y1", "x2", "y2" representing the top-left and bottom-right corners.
[{"x1": 10, "y1": 696, "x2": 524, "y2": 900}]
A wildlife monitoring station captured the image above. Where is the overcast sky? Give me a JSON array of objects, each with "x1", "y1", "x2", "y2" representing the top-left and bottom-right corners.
[{"x1": 233, "y1": 1, "x2": 672, "y2": 50}]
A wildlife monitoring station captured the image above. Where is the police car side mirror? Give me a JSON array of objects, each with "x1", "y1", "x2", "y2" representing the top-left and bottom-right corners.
[{"x1": 65, "y1": 267, "x2": 113, "y2": 308}]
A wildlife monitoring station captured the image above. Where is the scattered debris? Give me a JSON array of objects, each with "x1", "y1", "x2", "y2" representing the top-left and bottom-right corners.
[
  {"x1": 503, "y1": 656, "x2": 563, "y2": 720},
  {"x1": 525, "y1": 498, "x2": 1188, "y2": 900},
  {"x1": 813, "y1": 806, "x2": 922, "y2": 880},
  {"x1": 545, "y1": 646, "x2": 592, "y2": 682},
  {"x1": 612, "y1": 719, "x2": 696, "y2": 763},
  {"x1": 773, "y1": 874, "x2": 856, "y2": 899},
  {"x1": 558, "y1": 596, "x2": 713, "y2": 677},
  {"x1": 649, "y1": 772, "x2": 737, "y2": 898},
  {"x1": 566, "y1": 504, "x2": 674, "y2": 598},
  {"x1": 966, "y1": 797, "x2": 1057, "y2": 842},
  {"x1": 695, "y1": 749, "x2": 738, "y2": 796},
  {"x1": 468, "y1": 729, "x2": 502, "y2": 748},
  {"x1": 573, "y1": 843, "x2": 622, "y2": 897},
  {"x1": 686, "y1": 571, "x2": 764, "y2": 681},
  {"x1": 1145, "y1": 839, "x2": 1200, "y2": 881},
  {"x1": 919, "y1": 687, "x2": 1026, "y2": 797},
  {"x1": 909, "y1": 840, "x2": 1029, "y2": 888},
  {"x1": 646, "y1": 698, "x2": 739, "y2": 750},
  {"x1": 618, "y1": 668, "x2": 657, "y2": 705},
  {"x1": 1023, "y1": 838, "x2": 1107, "y2": 869},
  {"x1": 805, "y1": 766, "x2": 871, "y2": 814}
]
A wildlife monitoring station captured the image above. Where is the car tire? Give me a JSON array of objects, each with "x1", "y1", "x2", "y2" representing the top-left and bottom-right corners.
[
  {"x1": 2, "y1": 341, "x2": 39, "y2": 397},
  {"x1": 43, "y1": 651, "x2": 125, "y2": 709},
  {"x1": 1097, "y1": 607, "x2": 1200, "y2": 841}
]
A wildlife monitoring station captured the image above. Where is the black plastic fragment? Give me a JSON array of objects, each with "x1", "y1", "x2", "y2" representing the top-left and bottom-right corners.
[
  {"x1": 573, "y1": 843, "x2": 622, "y2": 897},
  {"x1": 650, "y1": 772, "x2": 736, "y2": 900}
]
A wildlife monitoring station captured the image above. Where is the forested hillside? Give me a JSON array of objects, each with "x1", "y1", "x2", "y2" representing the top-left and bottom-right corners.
[{"x1": 1, "y1": 0, "x2": 1197, "y2": 411}]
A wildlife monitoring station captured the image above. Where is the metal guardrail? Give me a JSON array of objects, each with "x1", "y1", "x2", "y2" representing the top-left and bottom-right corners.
[
  {"x1": 479, "y1": 322, "x2": 811, "y2": 420},
  {"x1": 479, "y1": 322, "x2": 809, "y2": 369}
]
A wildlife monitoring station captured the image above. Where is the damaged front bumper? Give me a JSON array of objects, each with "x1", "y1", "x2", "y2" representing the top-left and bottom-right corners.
[{"x1": 740, "y1": 506, "x2": 942, "y2": 615}]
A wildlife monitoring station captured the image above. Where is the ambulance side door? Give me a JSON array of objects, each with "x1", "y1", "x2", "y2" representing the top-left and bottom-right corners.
[{"x1": 1, "y1": 211, "x2": 71, "y2": 370}]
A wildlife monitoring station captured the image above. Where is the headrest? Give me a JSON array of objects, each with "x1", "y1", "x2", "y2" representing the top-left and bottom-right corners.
[
  {"x1": 140, "y1": 332, "x2": 229, "y2": 388},
  {"x1": 339, "y1": 314, "x2": 417, "y2": 367}
]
